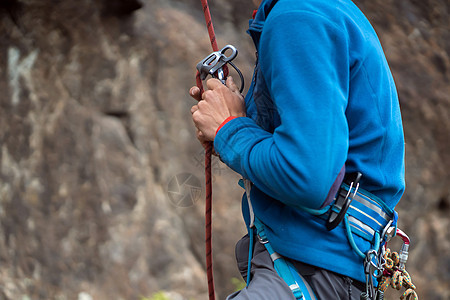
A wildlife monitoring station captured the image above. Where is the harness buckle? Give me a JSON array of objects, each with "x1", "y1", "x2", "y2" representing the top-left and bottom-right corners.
[
  {"x1": 257, "y1": 233, "x2": 269, "y2": 244},
  {"x1": 326, "y1": 172, "x2": 362, "y2": 231}
]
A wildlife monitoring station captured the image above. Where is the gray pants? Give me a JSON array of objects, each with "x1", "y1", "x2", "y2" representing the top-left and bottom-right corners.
[{"x1": 226, "y1": 235, "x2": 365, "y2": 300}]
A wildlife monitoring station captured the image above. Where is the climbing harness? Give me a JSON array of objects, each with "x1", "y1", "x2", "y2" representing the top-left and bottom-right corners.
[
  {"x1": 319, "y1": 173, "x2": 418, "y2": 300},
  {"x1": 328, "y1": 173, "x2": 390, "y2": 260},
  {"x1": 243, "y1": 170, "x2": 418, "y2": 300},
  {"x1": 194, "y1": 1, "x2": 243, "y2": 299},
  {"x1": 243, "y1": 171, "x2": 388, "y2": 300}
]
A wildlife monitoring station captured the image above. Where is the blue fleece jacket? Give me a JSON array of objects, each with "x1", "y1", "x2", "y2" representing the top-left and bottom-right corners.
[{"x1": 214, "y1": 0, "x2": 405, "y2": 283}]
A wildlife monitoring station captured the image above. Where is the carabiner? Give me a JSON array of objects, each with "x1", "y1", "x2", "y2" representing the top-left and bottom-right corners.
[{"x1": 326, "y1": 172, "x2": 362, "y2": 230}]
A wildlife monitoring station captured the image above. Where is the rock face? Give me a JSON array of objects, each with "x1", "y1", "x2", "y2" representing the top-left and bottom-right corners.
[{"x1": 0, "y1": 0, "x2": 448, "y2": 299}]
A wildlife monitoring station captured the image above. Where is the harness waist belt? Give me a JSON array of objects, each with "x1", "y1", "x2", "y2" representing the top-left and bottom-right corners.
[
  {"x1": 327, "y1": 182, "x2": 395, "y2": 242},
  {"x1": 319, "y1": 180, "x2": 398, "y2": 259}
]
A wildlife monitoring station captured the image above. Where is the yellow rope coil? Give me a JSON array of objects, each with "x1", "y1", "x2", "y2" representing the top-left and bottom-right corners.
[
  {"x1": 378, "y1": 276, "x2": 391, "y2": 292},
  {"x1": 378, "y1": 249, "x2": 418, "y2": 300},
  {"x1": 401, "y1": 270, "x2": 416, "y2": 290},
  {"x1": 401, "y1": 289, "x2": 418, "y2": 300},
  {"x1": 392, "y1": 270, "x2": 404, "y2": 290},
  {"x1": 385, "y1": 257, "x2": 394, "y2": 269},
  {"x1": 391, "y1": 251, "x2": 399, "y2": 265}
]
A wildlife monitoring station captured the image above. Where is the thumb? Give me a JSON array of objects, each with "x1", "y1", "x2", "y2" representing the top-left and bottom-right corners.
[{"x1": 189, "y1": 86, "x2": 202, "y2": 102}]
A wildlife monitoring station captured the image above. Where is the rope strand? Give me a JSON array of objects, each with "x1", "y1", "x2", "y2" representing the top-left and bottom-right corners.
[
  {"x1": 204, "y1": 143, "x2": 214, "y2": 300},
  {"x1": 196, "y1": 2, "x2": 234, "y2": 298},
  {"x1": 200, "y1": 0, "x2": 219, "y2": 52},
  {"x1": 197, "y1": 1, "x2": 218, "y2": 299}
]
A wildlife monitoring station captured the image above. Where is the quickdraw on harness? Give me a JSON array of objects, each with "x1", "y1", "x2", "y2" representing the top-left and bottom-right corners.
[
  {"x1": 194, "y1": 1, "x2": 243, "y2": 299},
  {"x1": 374, "y1": 229, "x2": 418, "y2": 300}
]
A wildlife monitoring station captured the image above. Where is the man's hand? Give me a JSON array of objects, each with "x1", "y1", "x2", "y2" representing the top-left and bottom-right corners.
[{"x1": 190, "y1": 76, "x2": 245, "y2": 143}]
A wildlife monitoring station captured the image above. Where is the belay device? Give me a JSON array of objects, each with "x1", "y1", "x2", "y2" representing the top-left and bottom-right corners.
[{"x1": 196, "y1": 44, "x2": 244, "y2": 94}]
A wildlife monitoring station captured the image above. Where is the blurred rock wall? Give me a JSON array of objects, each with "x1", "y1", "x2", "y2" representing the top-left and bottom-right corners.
[{"x1": 0, "y1": 0, "x2": 448, "y2": 299}]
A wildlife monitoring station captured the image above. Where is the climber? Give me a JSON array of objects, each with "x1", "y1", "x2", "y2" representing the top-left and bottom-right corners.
[{"x1": 190, "y1": 0, "x2": 405, "y2": 299}]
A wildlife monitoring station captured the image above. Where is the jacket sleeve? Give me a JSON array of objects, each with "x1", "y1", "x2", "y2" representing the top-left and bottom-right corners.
[{"x1": 214, "y1": 11, "x2": 349, "y2": 209}]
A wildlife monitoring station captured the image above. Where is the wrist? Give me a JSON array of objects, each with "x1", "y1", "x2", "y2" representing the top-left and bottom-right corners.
[{"x1": 215, "y1": 116, "x2": 238, "y2": 136}]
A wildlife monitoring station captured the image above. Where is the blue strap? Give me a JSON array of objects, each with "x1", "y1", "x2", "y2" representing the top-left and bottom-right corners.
[
  {"x1": 286, "y1": 260, "x2": 318, "y2": 300},
  {"x1": 253, "y1": 218, "x2": 318, "y2": 300},
  {"x1": 246, "y1": 227, "x2": 254, "y2": 286}
]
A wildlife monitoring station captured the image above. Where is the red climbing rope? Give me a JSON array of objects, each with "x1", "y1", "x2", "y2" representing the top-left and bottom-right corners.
[
  {"x1": 195, "y1": 2, "x2": 233, "y2": 299},
  {"x1": 196, "y1": 1, "x2": 218, "y2": 299},
  {"x1": 204, "y1": 142, "x2": 214, "y2": 300},
  {"x1": 200, "y1": 0, "x2": 219, "y2": 51}
]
